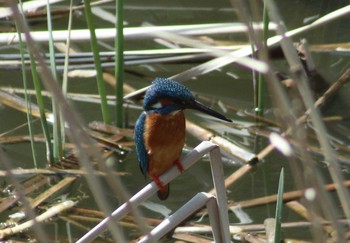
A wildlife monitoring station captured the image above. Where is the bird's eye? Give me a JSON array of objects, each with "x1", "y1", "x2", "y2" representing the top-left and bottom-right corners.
[{"x1": 151, "y1": 102, "x2": 162, "y2": 109}]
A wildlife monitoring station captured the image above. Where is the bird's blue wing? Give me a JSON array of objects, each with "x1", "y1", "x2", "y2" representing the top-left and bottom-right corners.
[{"x1": 134, "y1": 112, "x2": 149, "y2": 177}]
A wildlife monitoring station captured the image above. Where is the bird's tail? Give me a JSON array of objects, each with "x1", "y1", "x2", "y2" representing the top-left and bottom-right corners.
[{"x1": 157, "y1": 183, "x2": 169, "y2": 200}]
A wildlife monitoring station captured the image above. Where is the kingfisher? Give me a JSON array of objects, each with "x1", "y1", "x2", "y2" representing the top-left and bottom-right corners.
[{"x1": 134, "y1": 77, "x2": 231, "y2": 200}]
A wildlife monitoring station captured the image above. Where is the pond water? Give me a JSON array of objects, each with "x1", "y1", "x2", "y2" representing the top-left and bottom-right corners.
[{"x1": 0, "y1": 0, "x2": 350, "y2": 242}]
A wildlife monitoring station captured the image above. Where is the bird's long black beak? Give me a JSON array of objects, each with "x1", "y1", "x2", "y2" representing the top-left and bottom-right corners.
[{"x1": 185, "y1": 100, "x2": 232, "y2": 122}]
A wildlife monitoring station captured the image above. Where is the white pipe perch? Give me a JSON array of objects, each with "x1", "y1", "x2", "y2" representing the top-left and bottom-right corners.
[
  {"x1": 77, "y1": 141, "x2": 231, "y2": 243},
  {"x1": 138, "y1": 193, "x2": 222, "y2": 243},
  {"x1": 139, "y1": 145, "x2": 230, "y2": 242}
]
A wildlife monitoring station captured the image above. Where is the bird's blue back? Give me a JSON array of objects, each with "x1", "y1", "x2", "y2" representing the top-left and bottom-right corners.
[{"x1": 134, "y1": 112, "x2": 148, "y2": 176}]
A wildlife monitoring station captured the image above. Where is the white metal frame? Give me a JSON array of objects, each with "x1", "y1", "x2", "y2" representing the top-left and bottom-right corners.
[{"x1": 77, "y1": 141, "x2": 230, "y2": 243}]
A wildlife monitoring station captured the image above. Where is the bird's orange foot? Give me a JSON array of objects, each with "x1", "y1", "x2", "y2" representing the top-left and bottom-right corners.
[
  {"x1": 151, "y1": 175, "x2": 165, "y2": 189},
  {"x1": 174, "y1": 159, "x2": 184, "y2": 173}
]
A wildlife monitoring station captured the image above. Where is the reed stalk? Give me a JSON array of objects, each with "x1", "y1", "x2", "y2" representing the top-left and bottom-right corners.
[
  {"x1": 115, "y1": 0, "x2": 124, "y2": 127},
  {"x1": 46, "y1": 0, "x2": 62, "y2": 162},
  {"x1": 84, "y1": 0, "x2": 111, "y2": 124}
]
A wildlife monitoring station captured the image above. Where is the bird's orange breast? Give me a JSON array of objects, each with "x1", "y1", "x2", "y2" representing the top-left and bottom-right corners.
[{"x1": 144, "y1": 111, "x2": 186, "y2": 178}]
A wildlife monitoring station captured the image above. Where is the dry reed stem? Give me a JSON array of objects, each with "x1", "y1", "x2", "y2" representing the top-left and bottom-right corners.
[
  {"x1": 0, "y1": 89, "x2": 45, "y2": 118},
  {"x1": 310, "y1": 43, "x2": 350, "y2": 51},
  {"x1": 244, "y1": 233, "x2": 267, "y2": 243},
  {"x1": 65, "y1": 215, "x2": 103, "y2": 224},
  {"x1": 59, "y1": 215, "x2": 93, "y2": 233},
  {"x1": 172, "y1": 233, "x2": 213, "y2": 243},
  {"x1": 0, "y1": 135, "x2": 46, "y2": 144},
  {"x1": 88, "y1": 130, "x2": 125, "y2": 148},
  {"x1": 286, "y1": 201, "x2": 334, "y2": 235},
  {"x1": 231, "y1": 180, "x2": 350, "y2": 209},
  {"x1": 30, "y1": 176, "x2": 77, "y2": 208},
  {"x1": 102, "y1": 72, "x2": 136, "y2": 94},
  {"x1": 0, "y1": 200, "x2": 76, "y2": 239},
  {"x1": 0, "y1": 175, "x2": 49, "y2": 213},
  {"x1": 0, "y1": 87, "x2": 117, "y2": 101},
  {"x1": 66, "y1": 208, "x2": 162, "y2": 229},
  {"x1": 70, "y1": 207, "x2": 105, "y2": 217},
  {"x1": 176, "y1": 220, "x2": 349, "y2": 234},
  {"x1": 89, "y1": 121, "x2": 134, "y2": 138},
  {"x1": 264, "y1": 218, "x2": 276, "y2": 243}
]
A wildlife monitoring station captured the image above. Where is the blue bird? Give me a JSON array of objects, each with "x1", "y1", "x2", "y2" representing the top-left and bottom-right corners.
[{"x1": 134, "y1": 78, "x2": 231, "y2": 200}]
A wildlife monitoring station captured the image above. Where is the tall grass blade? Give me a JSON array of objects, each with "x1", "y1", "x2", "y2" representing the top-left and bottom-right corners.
[
  {"x1": 274, "y1": 168, "x2": 284, "y2": 243},
  {"x1": 46, "y1": 0, "x2": 62, "y2": 162},
  {"x1": 28, "y1": 52, "x2": 54, "y2": 163},
  {"x1": 84, "y1": 0, "x2": 111, "y2": 124},
  {"x1": 16, "y1": 0, "x2": 38, "y2": 168},
  {"x1": 115, "y1": 0, "x2": 124, "y2": 127}
]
